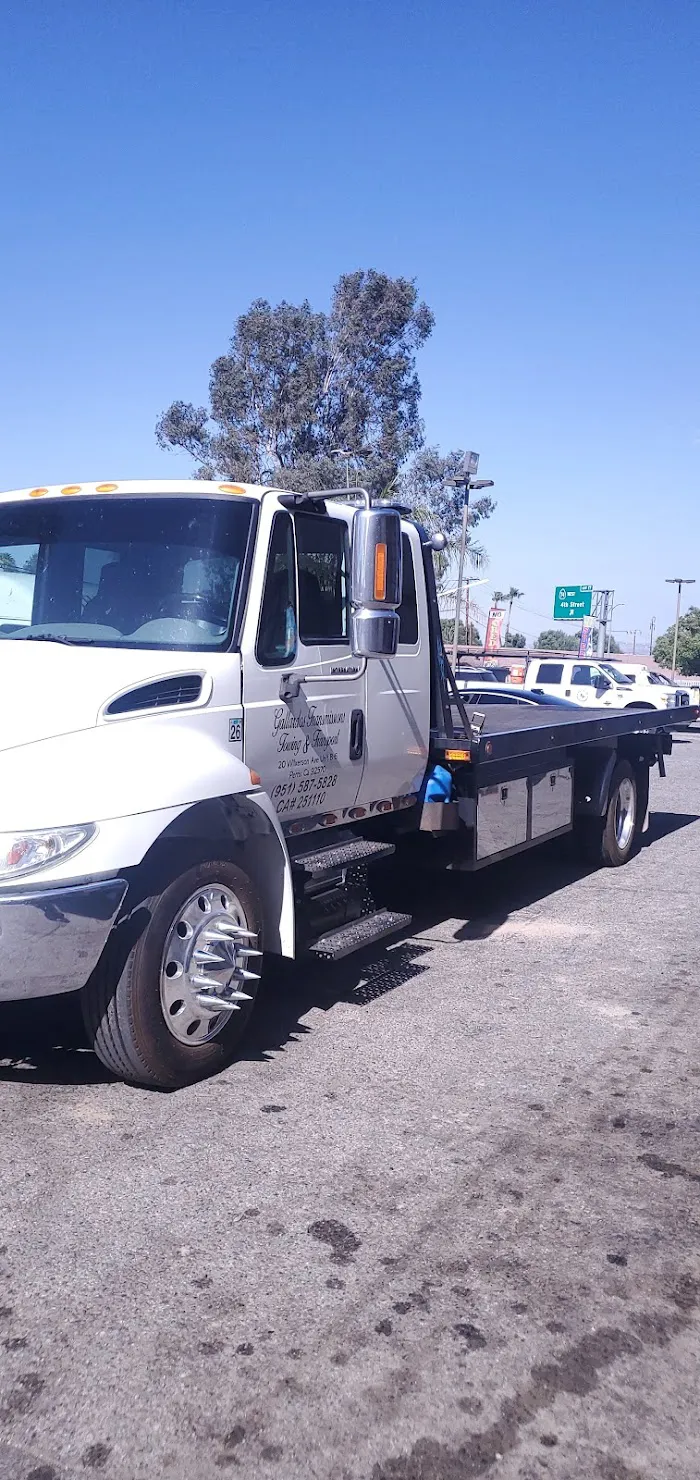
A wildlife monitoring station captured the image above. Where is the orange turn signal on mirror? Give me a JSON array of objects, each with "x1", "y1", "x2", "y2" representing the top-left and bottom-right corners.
[
  {"x1": 373, "y1": 542, "x2": 387, "y2": 601},
  {"x1": 444, "y1": 747, "x2": 471, "y2": 762}
]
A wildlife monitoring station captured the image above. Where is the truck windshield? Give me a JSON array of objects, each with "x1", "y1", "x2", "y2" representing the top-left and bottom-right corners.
[
  {"x1": 600, "y1": 663, "x2": 633, "y2": 686},
  {"x1": 0, "y1": 496, "x2": 255, "y2": 650}
]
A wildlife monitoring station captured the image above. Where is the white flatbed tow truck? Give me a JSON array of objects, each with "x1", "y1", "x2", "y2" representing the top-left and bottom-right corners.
[{"x1": 0, "y1": 479, "x2": 692, "y2": 1088}]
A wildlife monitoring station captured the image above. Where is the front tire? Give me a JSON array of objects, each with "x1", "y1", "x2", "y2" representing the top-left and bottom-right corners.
[{"x1": 82, "y1": 860, "x2": 262, "y2": 1089}]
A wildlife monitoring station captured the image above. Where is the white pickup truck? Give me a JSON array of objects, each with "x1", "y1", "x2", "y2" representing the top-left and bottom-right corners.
[
  {"x1": 0, "y1": 479, "x2": 692, "y2": 1089},
  {"x1": 526, "y1": 656, "x2": 690, "y2": 715},
  {"x1": 601, "y1": 662, "x2": 693, "y2": 712}
]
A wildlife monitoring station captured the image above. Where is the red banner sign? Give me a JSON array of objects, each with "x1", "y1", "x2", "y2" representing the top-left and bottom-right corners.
[{"x1": 485, "y1": 606, "x2": 505, "y2": 651}]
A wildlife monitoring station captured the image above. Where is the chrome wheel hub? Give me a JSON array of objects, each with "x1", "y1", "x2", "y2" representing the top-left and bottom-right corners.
[
  {"x1": 160, "y1": 884, "x2": 261, "y2": 1046},
  {"x1": 614, "y1": 778, "x2": 636, "y2": 850}
]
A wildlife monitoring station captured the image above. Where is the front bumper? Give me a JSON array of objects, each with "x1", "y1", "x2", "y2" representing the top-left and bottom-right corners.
[{"x1": 0, "y1": 877, "x2": 127, "y2": 1002}]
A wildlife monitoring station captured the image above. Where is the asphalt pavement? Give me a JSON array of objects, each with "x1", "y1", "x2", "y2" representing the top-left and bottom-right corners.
[{"x1": 2, "y1": 735, "x2": 700, "y2": 1480}]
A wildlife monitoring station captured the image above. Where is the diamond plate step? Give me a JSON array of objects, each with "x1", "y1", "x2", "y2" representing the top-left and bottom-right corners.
[
  {"x1": 294, "y1": 836, "x2": 395, "y2": 877},
  {"x1": 309, "y1": 909, "x2": 411, "y2": 961}
]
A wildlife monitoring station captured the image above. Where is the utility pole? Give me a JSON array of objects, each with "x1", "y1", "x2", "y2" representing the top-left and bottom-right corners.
[
  {"x1": 665, "y1": 578, "x2": 696, "y2": 678},
  {"x1": 446, "y1": 453, "x2": 494, "y2": 671},
  {"x1": 595, "y1": 590, "x2": 613, "y2": 657},
  {"x1": 649, "y1": 616, "x2": 656, "y2": 657}
]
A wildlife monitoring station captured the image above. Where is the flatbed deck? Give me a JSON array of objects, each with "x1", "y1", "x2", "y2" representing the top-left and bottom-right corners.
[{"x1": 438, "y1": 703, "x2": 697, "y2": 769}]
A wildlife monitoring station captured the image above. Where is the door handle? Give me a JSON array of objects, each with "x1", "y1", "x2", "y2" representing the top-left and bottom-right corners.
[
  {"x1": 565, "y1": 689, "x2": 571, "y2": 696},
  {"x1": 349, "y1": 709, "x2": 365, "y2": 761}
]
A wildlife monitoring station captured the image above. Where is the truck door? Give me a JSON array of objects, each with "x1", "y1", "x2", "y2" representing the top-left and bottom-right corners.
[
  {"x1": 569, "y1": 663, "x2": 618, "y2": 706},
  {"x1": 566, "y1": 663, "x2": 597, "y2": 705},
  {"x1": 241, "y1": 501, "x2": 365, "y2": 827},
  {"x1": 354, "y1": 526, "x2": 430, "y2": 813}
]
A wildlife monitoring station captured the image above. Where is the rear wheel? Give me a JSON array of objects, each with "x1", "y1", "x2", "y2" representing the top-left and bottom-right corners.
[
  {"x1": 577, "y1": 760, "x2": 638, "y2": 867},
  {"x1": 82, "y1": 860, "x2": 262, "y2": 1089}
]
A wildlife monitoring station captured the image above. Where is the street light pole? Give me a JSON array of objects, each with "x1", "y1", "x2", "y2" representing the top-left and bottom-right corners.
[
  {"x1": 451, "y1": 494, "x2": 470, "y2": 670},
  {"x1": 330, "y1": 445, "x2": 372, "y2": 490},
  {"x1": 446, "y1": 453, "x2": 494, "y2": 672},
  {"x1": 666, "y1": 578, "x2": 696, "y2": 678}
]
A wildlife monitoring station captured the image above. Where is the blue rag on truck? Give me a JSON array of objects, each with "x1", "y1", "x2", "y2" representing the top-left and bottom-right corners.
[{"x1": 422, "y1": 764, "x2": 453, "y2": 801}]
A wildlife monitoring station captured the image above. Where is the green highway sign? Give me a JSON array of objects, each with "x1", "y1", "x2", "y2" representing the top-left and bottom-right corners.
[{"x1": 553, "y1": 584, "x2": 593, "y2": 621}]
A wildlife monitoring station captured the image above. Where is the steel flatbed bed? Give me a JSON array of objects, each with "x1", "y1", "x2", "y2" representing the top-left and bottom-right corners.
[
  {"x1": 422, "y1": 703, "x2": 698, "y2": 871},
  {"x1": 436, "y1": 702, "x2": 696, "y2": 772}
]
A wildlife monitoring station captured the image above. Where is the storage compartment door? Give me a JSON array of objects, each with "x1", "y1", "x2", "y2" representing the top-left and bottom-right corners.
[
  {"x1": 530, "y1": 767, "x2": 573, "y2": 839},
  {"x1": 476, "y1": 779, "x2": 528, "y2": 860}
]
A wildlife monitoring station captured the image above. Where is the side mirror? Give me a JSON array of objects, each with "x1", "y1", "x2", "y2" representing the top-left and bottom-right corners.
[
  {"x1": 350, "y1": 506, "x2": 402, "y2": 659},
  {"x1": 595, "y1": 677, "x2": 611, "y2": 691}
]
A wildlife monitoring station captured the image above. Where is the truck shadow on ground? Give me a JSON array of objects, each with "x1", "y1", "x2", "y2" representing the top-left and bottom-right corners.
[
  {"x1": 1, "y1": 809, "x2": 698, "y2": 1088},
  {"x1": 237, "y1": 807, "x2": 700, "y2": 1062}
]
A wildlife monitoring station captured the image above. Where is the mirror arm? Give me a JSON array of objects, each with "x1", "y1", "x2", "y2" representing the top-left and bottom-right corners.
[{"x1": 279, "y1": 658, "x2": 368, "y2": 702}]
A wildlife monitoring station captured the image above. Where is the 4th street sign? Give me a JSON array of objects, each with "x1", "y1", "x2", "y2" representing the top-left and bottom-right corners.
[{"x1": 553, "y1": 585, "x2": 593, "y2": 621}]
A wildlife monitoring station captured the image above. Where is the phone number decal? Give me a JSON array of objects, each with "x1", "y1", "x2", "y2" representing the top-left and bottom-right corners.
[{"x1": 271, "y1": 773, "x2": 339, "y2": 815}]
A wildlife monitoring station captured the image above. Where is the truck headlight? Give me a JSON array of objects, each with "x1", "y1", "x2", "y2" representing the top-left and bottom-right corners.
[
  {"x1": 0, "y1": 824, "x2": 96, "y2": 881},
  {"x1": 665, "y1": 694, "x2": 676, "y2": 707}
]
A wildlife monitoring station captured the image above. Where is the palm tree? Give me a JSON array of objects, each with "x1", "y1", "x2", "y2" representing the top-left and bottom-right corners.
[
  {"x1": 493, "y1": 586, "x2": 524, "y2": 640},
  {"x1": 506, "y1": 587, "x2": 524, "y2": 636}
]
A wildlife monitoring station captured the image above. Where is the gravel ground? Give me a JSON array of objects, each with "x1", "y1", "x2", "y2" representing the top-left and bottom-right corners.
[{"x1": 1, "y1": 734, "x2": 700, "y2": 1480}]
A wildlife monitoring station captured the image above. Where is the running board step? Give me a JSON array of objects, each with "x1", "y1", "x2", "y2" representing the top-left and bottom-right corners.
[
  {"x1": 295, "y1": 837, "x2": 395, "y2": 877},
  {"x1": 309, "y1": 909, "x2": 411, "y2": 961}
]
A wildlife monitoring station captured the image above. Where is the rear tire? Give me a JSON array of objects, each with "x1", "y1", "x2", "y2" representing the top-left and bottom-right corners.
[
  {"x1": 81, "y1": 860, "x2": 262, "y2": 1089},
  {"x1": 577, "y1": 760, "x2": 638, "y2": 867}
]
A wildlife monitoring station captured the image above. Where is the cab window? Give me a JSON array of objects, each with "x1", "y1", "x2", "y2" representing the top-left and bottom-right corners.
[
  {"x1": 535, "y1": 663, "x2": 564, "y2": 684},
  {"x1": 397, "y1": 533, "x2": 419, "y2": 645},
  {"x1": 295, "y1": 513, "x2": 348, "y2": 645}
]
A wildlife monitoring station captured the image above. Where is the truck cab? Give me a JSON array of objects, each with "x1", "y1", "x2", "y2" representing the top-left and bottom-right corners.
[{"x1": 0, "y1": 479, "x2": 433, "y2": 1086}]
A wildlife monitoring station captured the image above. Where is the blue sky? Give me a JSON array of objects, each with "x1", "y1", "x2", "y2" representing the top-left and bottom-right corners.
[{"x1": 1, "y1": 0, "x2": 697, "y2": 647}]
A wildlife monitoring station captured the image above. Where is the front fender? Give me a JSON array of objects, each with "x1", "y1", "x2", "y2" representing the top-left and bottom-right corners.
[{"x1": 142, "y1": 793, "x2": 295, "y2": 958}]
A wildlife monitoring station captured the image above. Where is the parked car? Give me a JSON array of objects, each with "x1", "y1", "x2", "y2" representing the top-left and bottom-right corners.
[
  {"x1": 456, "y1": 681, "x2": 580, "y2": 709},
  {"x1": 455, "y1": 666, "x2": 498, "y2": 684}
]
